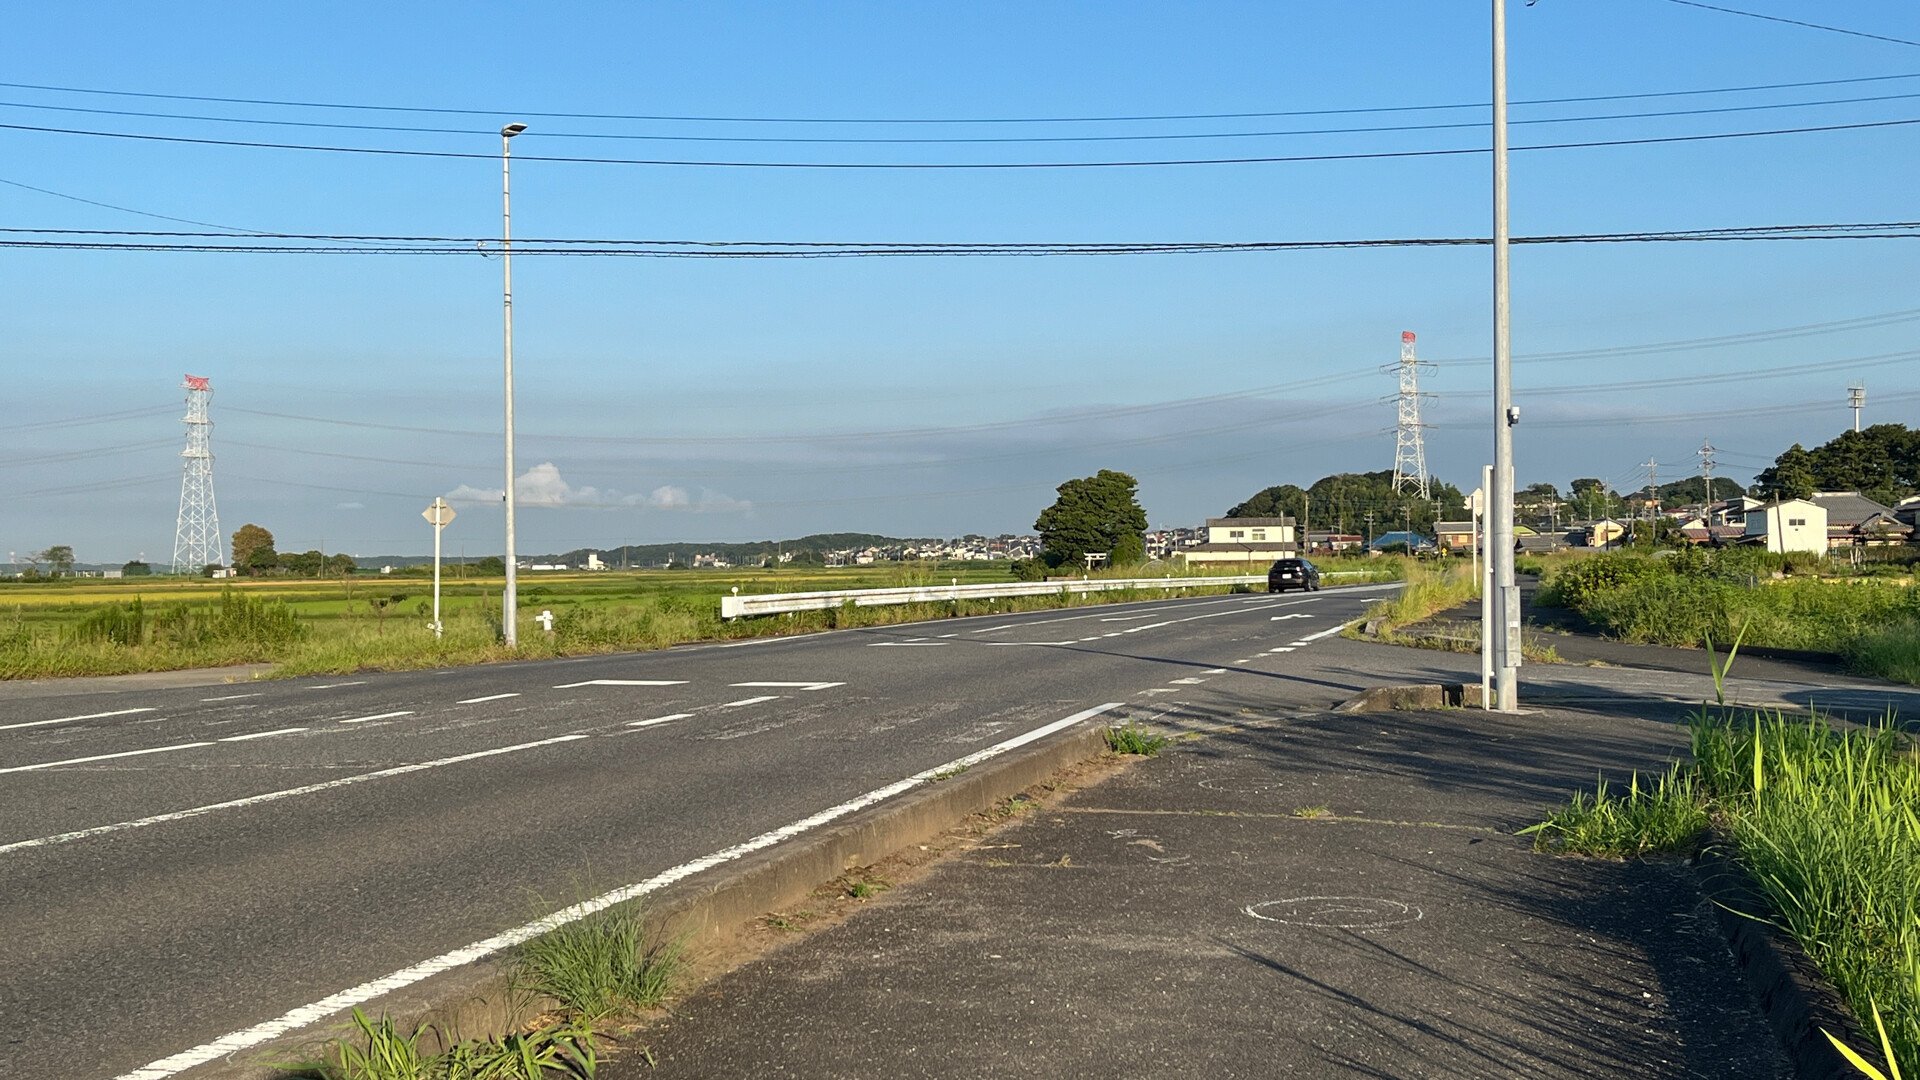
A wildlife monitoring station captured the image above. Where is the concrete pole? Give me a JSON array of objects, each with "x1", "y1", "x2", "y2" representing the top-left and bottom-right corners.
[
  {"x1": 431, "y1": 510, "x2": 444, "y2": 639},
  {"x1": 1491, "y1": 0, "x2": 1521, "y2": 710},
  {"x1": 500, "y1": 123, "x2": 525, "y2": 647},
  {"x1": 1480, "y1": 463, "x2": 1493, "y2": 710}
]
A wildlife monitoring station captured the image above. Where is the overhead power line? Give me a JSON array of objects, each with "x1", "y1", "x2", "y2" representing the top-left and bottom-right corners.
[
  {"x1": 2, "y1": 115, "x2": 1916, "y2": 168},
  {"x1": 6, "y1": 71, "x2": 1919, "y2": 124},
  {"x1": 5, "y1": 221, "x2": 1920, "y2": 257},
  {"x1": 5, "y1": 90, "x2": 1920, "y2": 144},
  {"x1": 1662, "y1": 0, "x2": 1920, "y2": 49}
]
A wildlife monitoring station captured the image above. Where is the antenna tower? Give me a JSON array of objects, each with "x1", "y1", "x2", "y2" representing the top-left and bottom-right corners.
[
  {"x1": 170, "y1": 375, "x2": 225, "y2": 573},
  {"x1": 1389, "y1": 331, "x2": 1433, "y2": 500},
  {"x1": 1849, "y1": 385, "x2": 1866, "y2": 432},
  {"x1": 1698, "y1": 441, "x2": 1717, "y2": 507}
]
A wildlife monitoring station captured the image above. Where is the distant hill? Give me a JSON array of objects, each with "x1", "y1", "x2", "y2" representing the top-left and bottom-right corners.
[{"x1": 569, "y1": 533, "x2": 932, "y2": 568}]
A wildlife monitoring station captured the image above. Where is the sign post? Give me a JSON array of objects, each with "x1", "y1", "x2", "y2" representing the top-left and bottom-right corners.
[
  {"x1": 1477, "y1": 465, "x2": 1493, "y2": 710},
  {"x1": 422, "y1": 498, "x2": 456, "y2": 638}
]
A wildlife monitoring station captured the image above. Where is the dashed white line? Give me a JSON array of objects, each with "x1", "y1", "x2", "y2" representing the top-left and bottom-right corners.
[
  {"x1": 1202, "y1": 668, "x2": 1228, "y2": 674},
  {"x1": 552, "y1": 679, "x2": 689, "y2": 689},
  {"x1": 1169, "y1": 677, "x2": 1208, "y2": 685},
  {"x1": 624, "y1": 713, "x2": 694, "y2": 729},
  {"x1": 0, "y1": 741, "x2": 213, "y2": 774},
  {"x1": 306, "y1": 681, "x2": 367, "y2": 690},
  {"x1": 218, "y1": 727, "x2": 306, "y2": 742},
  {"x1": 730, "y1": 682, "x2": 844, "y2": 691},
  {"x1": 1269, "y1": 647, "x2": 1297, "y2": 654},
  {"x1": 0, "y1": 707, "x2": 157, "y2": 733},
  {"x1": 111, "y1": 702, "x2": 1123, "y2": 1080},
  {"x1": 867, "y1": 641, "x2": 948, "y2": 647},
  {"x1": 200, "y1": 693, "x2": 264, "y2": 702},
  {"x1": 340, "y1": 711, "x2": 414, "y2": 725},
  {"x1": 0, "y1": 734, "x2": 591, "y2": 856},
  {"x1": 1297, "y1": 625, "x2": 1347, "y2": 643},
  {"x1": 456, "y1": 693, "x2": 521, "y2": 705},
  {"x1": 717, "y1": 695, "x2": 781, "y2": 708}
]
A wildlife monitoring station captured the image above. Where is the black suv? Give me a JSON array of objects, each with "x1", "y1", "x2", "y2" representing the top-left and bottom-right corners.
[{"x1": 1266, "y1": 557, "x2": 1322, "y2": 593}]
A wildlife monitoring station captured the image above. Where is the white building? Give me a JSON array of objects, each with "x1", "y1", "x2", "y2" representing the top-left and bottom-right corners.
[
  {"x1": 1175, "y1": 517, "x2": 1298, "y2": 566},
  {"x1": 1744, "y1": 498, "x2": 1827, "y2": 554}
]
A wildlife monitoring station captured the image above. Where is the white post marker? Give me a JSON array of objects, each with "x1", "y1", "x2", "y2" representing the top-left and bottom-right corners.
[
  {"x1": 536, "y1": 609, "x2": 555, "y2": 634},
  {"x1": 422, "y1": 498, "x2": 456, "y2": 638},
  {"x1": 1479, "y1": 464, "x2": 1493, "y2": 710}
]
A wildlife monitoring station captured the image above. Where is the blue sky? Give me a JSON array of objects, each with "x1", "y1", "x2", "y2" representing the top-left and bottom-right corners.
[{"x1": 6, "y1": 1, "x2": 1919, "y2": 562}]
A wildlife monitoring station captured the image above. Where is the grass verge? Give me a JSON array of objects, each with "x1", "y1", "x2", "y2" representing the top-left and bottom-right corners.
[{"x1": 1527, "y1": 708, "x2": 1918, "y2": 1076}]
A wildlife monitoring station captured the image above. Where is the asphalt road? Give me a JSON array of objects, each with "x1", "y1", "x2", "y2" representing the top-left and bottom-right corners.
[{"x1": 0, "y1": 584, "x2": 1427, "y2": 1080}]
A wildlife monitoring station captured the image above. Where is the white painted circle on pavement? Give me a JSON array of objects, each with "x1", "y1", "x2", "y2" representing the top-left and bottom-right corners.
[{"x1": 1244, "y1": 896, "x2": 1424, "y2": 930}]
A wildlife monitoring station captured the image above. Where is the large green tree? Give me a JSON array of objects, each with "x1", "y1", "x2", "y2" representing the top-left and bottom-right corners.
[
  {"x1": 231, "y1": 524, "x2": 275, "y2": 575},
  {"x1": 1228, "y1": 471, "x2": 1466, "y2": 536},
  {"x1": 1752, "y1": 424, "x2": 1919, "y2": 505},
  {"x1": 34, "y1": 545, "x2": 75, "y2": 576},
  {"x1": 1035, "y1": 469, "x2": 1149, "y2": 568}
]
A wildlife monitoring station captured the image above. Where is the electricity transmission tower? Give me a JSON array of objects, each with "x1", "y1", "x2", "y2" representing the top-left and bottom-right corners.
[
  {"x1": 1389, "y1": 331, "x2": 1433, "y2": 500},
  {"x1": 1699, "y1": 441, "x2": 1717, "y2": 507},
  {"x1": 170, "y1": 375, "x2": 225, "y2": 573}
]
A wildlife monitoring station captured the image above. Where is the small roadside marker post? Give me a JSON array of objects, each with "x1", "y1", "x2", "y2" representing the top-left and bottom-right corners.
[{"x1": 423, "y1": 497, "x2": 456, "y2": 638}]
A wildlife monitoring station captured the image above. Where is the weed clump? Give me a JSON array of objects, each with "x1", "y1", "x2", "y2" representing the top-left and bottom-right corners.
[
  {"x1": 510, "y1": 904, "x2": 683, "y2": 1023},
  {"x1": 1104, "y1": 723, "x2": 1168, "y2": 756}
]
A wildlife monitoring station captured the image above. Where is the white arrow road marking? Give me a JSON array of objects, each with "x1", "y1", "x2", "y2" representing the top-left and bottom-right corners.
[
  {"x1": 340, "y1": 711, "x2": 414, "y2": 725},
  {"x1": 729, "y1": 682, "x2": 844, "y2": 691},
  {"x1": 552, "y1": 679, "x2": 690, "y2": 688},
  {"x1": 624, "y1": 713, "x2": 694, "y2": 729},
  {"x1": 0, "y1": 733, "x2": 591, "y2": 856},
  {"x1": 717, "y1": 695, "x2": 781, "y2": 708},
  {"x1": 0, "y1": 741, "x2": 213, "y2": 774},
  {"x1": 456, "y1": 693, "x2": 520, "y2": 705},
  {"x1": 113, "y1": 702, "x2": 1125, "y2": 1080},
  {"x1": 0, "y1": 707, "x2": 157, "y2": 733}
]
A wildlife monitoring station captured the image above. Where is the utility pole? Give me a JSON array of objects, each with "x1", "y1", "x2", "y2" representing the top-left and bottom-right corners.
[
  {"x1": 1364, "y1": 510, "x2": 1376, "y2": 550},
  {"x1": 1849, "y1": 385, "x2": 1866, "y2": 432},
  {"x1": 1699, "y1": 442, "x2": 1717, "y2": 510},
  {"x1": 1641, "y1": 458, "x2": 1659, "y2": 518},
  {"x1": 500, "y1": 121, "x2": 527, "y2": 647},
  {"x1": 1489, "y1": 0, "x2": 1521, "y2": 711}
]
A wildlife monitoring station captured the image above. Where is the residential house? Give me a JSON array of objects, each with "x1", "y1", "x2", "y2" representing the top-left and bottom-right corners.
[
  {"x1": 1742, "y1": 498, "x2": 1827, "y2": 555},
  {"x1": 1369, "y1": 530, "x2": 1435, "y2": 553},
  {"x1": 1176, "y1": 516, "x2": 1297, "y2": 566},
  {"x1": 1579, "y1": 519, "x2": 1629, "y2": 548},
  {"x1": 1806, "y1": 491, "x2": 1911, "y2": 548},
  {"x1": 1433, "y1": 521, "x2": 1475, "y2": 553},
  {"x1": 1305, "y1": 530, "x2": 1363, "y2": 553}
]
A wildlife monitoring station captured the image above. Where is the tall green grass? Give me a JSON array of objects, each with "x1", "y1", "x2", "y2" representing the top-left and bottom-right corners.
[
  {"x1": 1529, "y1": 709, "x2": 1919, "y2": 1075},
  {"x1": 509, "y1": 904, "x2": 682, "y2": 1023}
]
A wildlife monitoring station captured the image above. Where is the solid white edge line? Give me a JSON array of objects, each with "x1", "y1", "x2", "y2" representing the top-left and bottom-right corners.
[
  {"x1": 113, "y1": 702, "x2": 1125, "y2": 1080},
  {"x1": 0, "y1": 707, "x2": 157, "y2": 733},
  {"x1": 716, "y1": 695, "x2": 780, "y2": 708},
  {"x1": 218, "y1": 727, "x2": 307, "y2": 742},
  {"x1": 339, "y1": 711, "x2": 414, "y2": 725},
  {"x1": 1297, "y1": 625, "x2": 1346, "y2": 643},
  {"x1": 200, "y1": 693, "x2": 264, "y2": 702},
  {"x1": 0, "y1": 741, "x2": 213, "y2": 774},
  {"x1": 0, "y1": 734, "x2": 591, "y2": 856},
  {"x1": 624, "y1": 713, "x2": 695, "y2": 728},
  {"x1": 455, "y1": 693, "x2": 521, "y2": 704}
]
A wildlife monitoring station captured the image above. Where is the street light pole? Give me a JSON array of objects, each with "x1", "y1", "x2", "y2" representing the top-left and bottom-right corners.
[
  {"x1": 1491, "y1": 0, "x2": 1521, "y2": 711},
  {"x1": 500, "y1": 122, "x2": 526, "y2": 647}
]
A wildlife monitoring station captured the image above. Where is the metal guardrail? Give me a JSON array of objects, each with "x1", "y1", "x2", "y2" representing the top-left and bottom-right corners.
[{"x1": 720, "y1": 571, "x2": 1377, "y2": 619}]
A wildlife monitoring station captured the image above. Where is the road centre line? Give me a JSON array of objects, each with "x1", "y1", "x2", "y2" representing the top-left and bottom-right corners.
[
  {"x1": 717, "y1": 695, "x2": 781, "y2": 708},
  {"x1": 115, "y1": 702, "x2": 1125, "y2": 1080},
  {"x1": 624, "y1": 713, "x2": 694, "y2": 729},
  {"x1": 456, "y1": 693, "x2": 521, "y2": 705},
  {"x1": 0, "y1": 741, "x2": 214, "y2": 774},
  {"x1": 0, "y1": 733, "x2": 592, "y2": 857},
  {"x1": 0, "y1": 707, "x2": 157, "y2": 733},
  {"x1": 340, "y1": 711, "x2": 414, "y2": 725},
  {"x1": 552, "y1": 679, "x2": 688, "y2": 689},
  {"x1": 219, "y1": 727, "x2": 306, "y2": 742}
]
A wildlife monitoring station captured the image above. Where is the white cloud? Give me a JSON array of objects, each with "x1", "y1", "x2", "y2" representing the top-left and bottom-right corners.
[{"x1": 447, "y1": 466, "x2": 747, "y2": 514}]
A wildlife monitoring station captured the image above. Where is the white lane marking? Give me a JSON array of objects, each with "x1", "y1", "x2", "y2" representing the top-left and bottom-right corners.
[
  {"x1": 730, "y1": 682, "x2": 844, "y2": 691},
  {"x1": 0, "y1": 734, "x2": 591, "y2": 857},
  {"x1": 988, "y1": 641, "x2": 1083, "y2": 647},
  {"x1": 1298, "y1": 625, "x2": 1347, "y2": 643},
  {"x1": 1169, "y1": 678, "x2": 1207, "y2": 685},
  {"x1": 717, "y1": 695, "x2": 781, "y2": 708},
  {"x1": 0, "y1": 741, "x2": 213, "y2": 774},
  {"x1": 0, "y1": 707, "x2": 158, "y2": 733},
  {"x1": 1099, "y1": 612, "x2": 1164, "y2": 622},
  {"x1": 938, "y1": 633, "x2": 960, "y2": 638},
  {"x1": 340, "y1": 711, "x2": 414, "y2": 725},
  {"x1": 114, "y1": 702, "x2": 1124, "y2": 1080},
  {"x1": 552, "y1": 679, "x2": 689, "y2": 689},
  {"x1": 1268, "y1": 647, "x2": 1297, "y2": 654},
  {"x1": 456, "y1": 693, "x2": 521, "y2": 705},
  {"x1": 200, "y1": 693, "x2": 264, "y2": 702},
  {"x1": 306, "y1": 682, "x2": 367, "y2": 690},
  {"x1": 218, "y1": 727, "x2": 306, "y2": 742},
  {"x1": 624, "y1": 713, "x2": 694, "y2": 729},
  {"x1": 1271, "y1": 613, "x2": 1312, "y2": 621},
  {"x1": 867, "y1": 641, "x2": 948, "y2": 647},
  {"x1": 1202, "y1": 668, "x2": 1228, "y2": 674}
]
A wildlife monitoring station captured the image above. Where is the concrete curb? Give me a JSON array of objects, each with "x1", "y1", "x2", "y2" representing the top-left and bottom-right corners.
[
  {"x1": 1693, "y1": 848, "x2": 1869, "y2": 1080},
  {"x1": 196, "y1": 723, "x2": 1114, "y2": 1077},
  {"x1": 1336, "y1": 683, "x2": 1485, "y2": 711}
]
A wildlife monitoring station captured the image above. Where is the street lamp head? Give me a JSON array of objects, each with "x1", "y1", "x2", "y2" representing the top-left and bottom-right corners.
[{"x1": 501, "y1": 123, "x2": 528, "y2": 138}]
